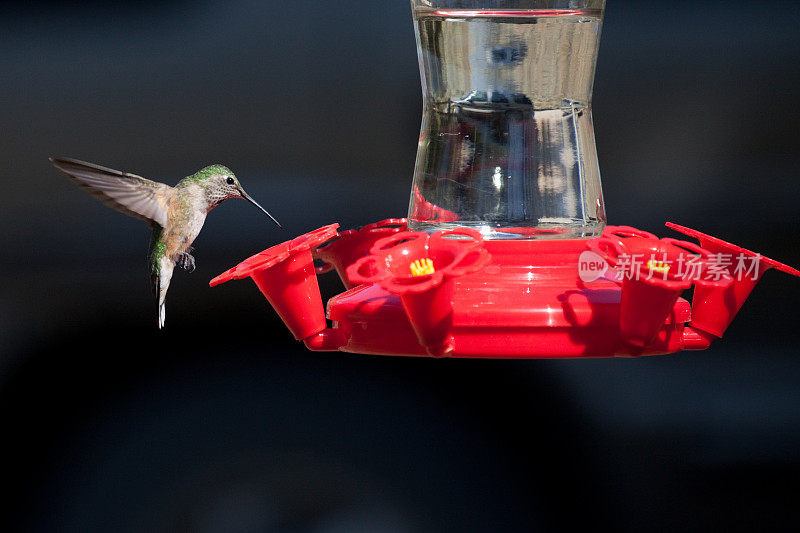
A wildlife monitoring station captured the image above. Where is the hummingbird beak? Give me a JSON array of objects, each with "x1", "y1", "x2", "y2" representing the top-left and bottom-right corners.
[{"x1": 241, "y1": 190, "x2": 283, "y2": 229}]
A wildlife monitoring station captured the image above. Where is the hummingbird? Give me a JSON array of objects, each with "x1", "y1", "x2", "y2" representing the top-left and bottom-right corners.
[{"x1": 52, "y1": 157, "x2": 282, "y2": 329}]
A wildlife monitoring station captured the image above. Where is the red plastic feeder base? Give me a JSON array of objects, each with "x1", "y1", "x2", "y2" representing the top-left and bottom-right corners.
[{"x1": 210, "y1": 220, "x2": 799, "y2": 359}]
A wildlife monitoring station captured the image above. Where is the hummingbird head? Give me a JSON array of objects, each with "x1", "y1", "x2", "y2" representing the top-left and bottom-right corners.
[{"x1": 193, "y1": 165, "x2": 282, "y2": 228}]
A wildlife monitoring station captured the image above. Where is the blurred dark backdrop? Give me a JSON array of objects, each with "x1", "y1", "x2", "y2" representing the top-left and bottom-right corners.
[{"x1": 2, "y1": 1, "x2": 800, "y2": 531}]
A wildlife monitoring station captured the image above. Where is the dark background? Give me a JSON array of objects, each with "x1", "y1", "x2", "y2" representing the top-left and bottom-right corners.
[{"x1": 2, "y1": 1, "x2": 800, "y2": 531}]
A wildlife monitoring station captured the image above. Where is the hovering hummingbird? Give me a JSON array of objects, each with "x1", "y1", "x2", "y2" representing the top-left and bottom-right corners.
[{"x1": 52, "y1": 157, "x2": 282, "y2": 329}]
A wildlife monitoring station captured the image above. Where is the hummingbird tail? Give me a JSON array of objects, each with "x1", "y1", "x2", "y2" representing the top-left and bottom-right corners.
[
  {"x1": 152, "y1": 253, "x2": 174, "y2": 330},
  {"x1": 158, "y1": 302, "x2": 166, "y2": 329}
]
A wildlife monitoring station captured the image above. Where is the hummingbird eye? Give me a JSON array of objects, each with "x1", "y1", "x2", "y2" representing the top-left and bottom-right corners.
[{"x1": 226, "y1": 177, "x2": 235, "y2": 185}]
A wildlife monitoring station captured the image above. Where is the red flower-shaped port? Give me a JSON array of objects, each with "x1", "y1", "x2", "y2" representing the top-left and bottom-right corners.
[
  {"x1": 210, "y1": 224, "x2": 339, "y2": 286},
  {"x1": 665, "y1": 222, "x2": 800, "y2": 278},
  {"x1": 666, "y1": 221, "x2": 800, "y2": 337},
  {"x1": 313, "y1": 218, "x2": 407, "y2": 289},
  {"x1": 591, "y1": 225, "x2": 734, "y2": 291},
  {"x1": 589, "y1": 225, "x2": 733, "y2": 347},
  {"x1": 347, "y1": 228, "x2": 490, "y2": 292},
  {"x1": 346, "y1": 228, "x2": 491, "y2": 356},
  {"x1": 210, "y1": 224, "x2": 339, "y2": 340}
]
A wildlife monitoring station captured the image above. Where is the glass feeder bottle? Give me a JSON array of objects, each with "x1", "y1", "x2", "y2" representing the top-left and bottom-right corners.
[{"x1": 407, "y1": 0, "x2": 607, "y2": 239}]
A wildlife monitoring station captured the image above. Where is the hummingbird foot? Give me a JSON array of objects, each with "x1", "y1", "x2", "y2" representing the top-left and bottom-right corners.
[{"x1": 175, "y1": 252, "x2": 196, "y2": 273}]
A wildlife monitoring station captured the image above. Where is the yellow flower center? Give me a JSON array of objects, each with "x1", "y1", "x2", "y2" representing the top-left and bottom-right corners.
[
  {"x1": 409, "y1": 258, "x2": 435, "y2": 277},
  {"x1": 647, "y1": 259, "x2": 671, "y2": 275}
]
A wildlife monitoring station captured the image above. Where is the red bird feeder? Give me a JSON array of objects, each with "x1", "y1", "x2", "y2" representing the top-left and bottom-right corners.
[
  {"x1": 210, "y1": 219, "x2": 798, "y2": 358},
  {"x1": 210, "y1": 2, "x2": 799, "y2": 358}
]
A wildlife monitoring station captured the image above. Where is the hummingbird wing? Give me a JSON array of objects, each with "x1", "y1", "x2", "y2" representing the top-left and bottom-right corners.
[{"x1": 52, "y1": 157, "x2": 170, "y2": 229}]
